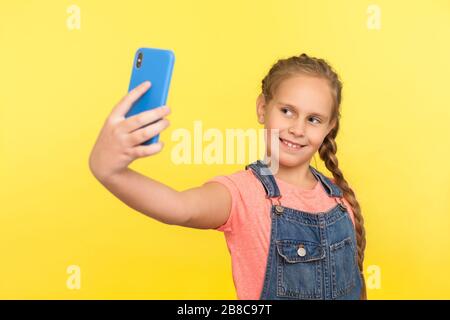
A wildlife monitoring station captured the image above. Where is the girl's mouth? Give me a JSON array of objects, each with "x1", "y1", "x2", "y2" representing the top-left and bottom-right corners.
[{"x1": 279, "y1": 137, "x2": 305, "y2": 151}]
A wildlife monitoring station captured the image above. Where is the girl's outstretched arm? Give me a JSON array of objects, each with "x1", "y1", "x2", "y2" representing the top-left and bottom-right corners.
[
  {"x1": 89, "y1": 81, "x2": 231, "y2": 229},
  {"x1": 96, "y1": 168, "x2": 231, "y2": 229}
]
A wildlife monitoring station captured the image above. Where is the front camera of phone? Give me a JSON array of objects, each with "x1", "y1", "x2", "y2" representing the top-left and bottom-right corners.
[{"x1": 136, "y1": 52, "x2": 143, "y2": 68}]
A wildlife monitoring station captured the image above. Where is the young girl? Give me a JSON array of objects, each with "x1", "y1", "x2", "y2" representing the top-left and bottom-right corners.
[{"x1": 89, "y1": 53, "x2": 367, "y2": 300}]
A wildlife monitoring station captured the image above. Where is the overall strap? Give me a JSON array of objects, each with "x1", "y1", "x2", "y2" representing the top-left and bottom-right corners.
[
  {"x1": 245, "y1": 160, "x2": 281, "y2": 200},
  {"x1": 309, "y1": 166, "x2": 343, "y2": 198}
]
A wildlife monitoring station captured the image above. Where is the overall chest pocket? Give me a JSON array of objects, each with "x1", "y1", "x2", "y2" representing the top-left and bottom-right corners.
[
  {"x1": 329, "y1": 237, "x2": 358, "y2": 299},
  {"x1": 275, "y1": 239, "x2": 326, "y2": 299}
]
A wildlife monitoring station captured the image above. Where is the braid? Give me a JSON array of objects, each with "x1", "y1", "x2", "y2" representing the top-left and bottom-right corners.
[{"x1": 319, "y1": 125, "x2": 368, "y2": 300}]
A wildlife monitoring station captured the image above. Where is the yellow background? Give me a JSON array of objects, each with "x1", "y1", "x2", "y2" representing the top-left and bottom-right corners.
[{"x1": 1, "y1": 0, "x2": 449, "y2": 299}]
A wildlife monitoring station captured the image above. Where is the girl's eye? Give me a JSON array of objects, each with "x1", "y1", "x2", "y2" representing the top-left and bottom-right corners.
[
  {"x1": 281, "y1": 107, "x2": 293, "y2": 116},
  {"x1": 309, "y1": 117, "x2": 321, "y2": 124},
  {"x1": 281, "y1": 107, "x2": 321, "y2": 124}
]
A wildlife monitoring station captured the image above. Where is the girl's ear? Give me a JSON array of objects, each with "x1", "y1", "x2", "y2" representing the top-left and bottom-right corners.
[
  {"x1": 327, "y1": 117, "x2": 337, "y2": 133},
  {"x1": 256, "y1": 94, "x2": 266, "y2": 124}
]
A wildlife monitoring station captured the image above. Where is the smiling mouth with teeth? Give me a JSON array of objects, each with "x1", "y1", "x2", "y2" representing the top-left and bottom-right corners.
[{"x1": 279, "y1": 137, "x2": 306, "y2": 150}]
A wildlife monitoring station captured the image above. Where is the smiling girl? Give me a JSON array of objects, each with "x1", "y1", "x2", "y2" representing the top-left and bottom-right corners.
[{"x1": 89, "y1": 53, "x2": 367, "y2": 300}]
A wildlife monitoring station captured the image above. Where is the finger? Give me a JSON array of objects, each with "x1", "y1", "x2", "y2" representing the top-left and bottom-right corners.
[
  {"x1": 121, "y1": 105, "x2": 171, "y2": 134},
  {"x1": 132, "y1": 141, "x2": 165, "y2": 158},
  {"x1": 111, "y1": 81, "x2": 151, "y2": 119},
  {"x1": 127, "y1": 118, "x2": 170, "y2": 147}
]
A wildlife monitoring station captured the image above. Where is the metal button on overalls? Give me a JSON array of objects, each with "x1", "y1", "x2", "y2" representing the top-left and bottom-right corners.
[{"x1": 297, "y1": 245, "x2": 306, "y2": 257}]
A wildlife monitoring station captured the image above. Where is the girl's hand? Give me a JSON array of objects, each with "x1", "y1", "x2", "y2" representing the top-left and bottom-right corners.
[{"x1": 89, "y1": 81, "x2": 171, "y2": 182}]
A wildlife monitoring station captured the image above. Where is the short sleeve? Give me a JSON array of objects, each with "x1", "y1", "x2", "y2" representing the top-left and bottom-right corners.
[{"x1": 203, "y1": 175, "x2": 240, "y2": 233}]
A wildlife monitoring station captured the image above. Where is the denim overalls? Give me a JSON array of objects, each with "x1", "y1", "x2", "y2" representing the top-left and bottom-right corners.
[{"x1": 245, "y1": 160, "x2": 362, "y2": 300}]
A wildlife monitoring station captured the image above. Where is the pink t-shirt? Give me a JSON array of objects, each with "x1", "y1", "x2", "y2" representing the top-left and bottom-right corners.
[{"x1": 205, "y1": 168, "x2": 355, "y2": 300}]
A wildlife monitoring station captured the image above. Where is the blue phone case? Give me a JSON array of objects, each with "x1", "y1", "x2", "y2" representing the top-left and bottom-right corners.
[{"x1": 125, "y1": 47, "x2": 175, "y2": 145}]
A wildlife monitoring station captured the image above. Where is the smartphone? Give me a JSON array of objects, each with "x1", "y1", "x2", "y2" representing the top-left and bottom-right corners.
[{"x1": 125, "y1": 47, "x2": 175, "y2": 145}]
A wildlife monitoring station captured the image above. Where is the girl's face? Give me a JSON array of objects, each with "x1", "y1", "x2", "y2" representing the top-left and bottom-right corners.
[{"x1": 257, "y1": 75, "x2": 336, "y2": 167}]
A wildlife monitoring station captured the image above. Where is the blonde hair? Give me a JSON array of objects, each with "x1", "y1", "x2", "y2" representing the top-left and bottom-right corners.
[{"x1": 261, "y1": 53, "x2": 367, "y2": 299}]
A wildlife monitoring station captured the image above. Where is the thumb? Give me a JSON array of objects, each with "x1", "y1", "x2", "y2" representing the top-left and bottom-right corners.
[{"x1": 111, "y1": 81, "x2": 151, "y2": 119}]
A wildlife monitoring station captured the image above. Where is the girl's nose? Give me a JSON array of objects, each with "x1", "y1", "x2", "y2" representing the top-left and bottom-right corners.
[{"x1": 288, "y1": 123, "x2": 306, "y2": 137}]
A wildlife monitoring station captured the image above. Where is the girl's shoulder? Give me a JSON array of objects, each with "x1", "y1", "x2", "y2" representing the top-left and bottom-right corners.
[{"x1": 206, "y1": 168, "x2": 261, "y2": 192}]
